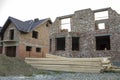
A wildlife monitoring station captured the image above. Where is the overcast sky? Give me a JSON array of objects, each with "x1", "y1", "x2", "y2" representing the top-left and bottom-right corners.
[{"x1": 0, "y1": 0, "x2": 119, "y2": 26}]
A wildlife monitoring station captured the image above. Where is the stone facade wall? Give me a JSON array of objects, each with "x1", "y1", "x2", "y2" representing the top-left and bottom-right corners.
[
  {"x1": 71, "y1": 9, "x2": 95, "y2": 33},
  {"x1": 50, "y1": 7, "x2": 120, "y2": 62}
]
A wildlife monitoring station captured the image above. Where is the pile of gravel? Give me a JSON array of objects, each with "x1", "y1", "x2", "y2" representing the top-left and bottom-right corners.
[{"x1": 0, "y1": 72, "x2": 120, "y2": 80}]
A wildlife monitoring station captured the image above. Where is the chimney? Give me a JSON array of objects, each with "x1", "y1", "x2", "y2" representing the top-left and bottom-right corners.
[{"x1": 34, "y1": 18, "x2": 39, "y2": 22}]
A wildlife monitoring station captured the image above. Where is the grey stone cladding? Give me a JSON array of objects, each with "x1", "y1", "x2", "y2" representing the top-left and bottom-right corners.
[{"x1": 50, "y1": 7, "x2": 120, "y2": 62}]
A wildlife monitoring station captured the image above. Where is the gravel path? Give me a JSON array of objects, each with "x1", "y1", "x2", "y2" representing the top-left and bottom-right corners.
[{"x1": 0, "y1": 72, "x2": 120, "y2": 80}]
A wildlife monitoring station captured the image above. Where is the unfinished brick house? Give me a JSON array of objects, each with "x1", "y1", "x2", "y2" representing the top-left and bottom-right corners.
[
  {"x1": 50, "y1": 7, "x2": 120, "y2": 62},
  {"x1": 0, "y1": 16, "x2": 52, "y2": 59}
]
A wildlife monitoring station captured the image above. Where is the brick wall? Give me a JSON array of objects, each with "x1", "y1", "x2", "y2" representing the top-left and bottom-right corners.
[
  {"x1": 18, "y1": 21, "x2": 51, "y2": 58},
  {"x1": 16, "y1": 43, "x2": 46, "y2": 59},
  {"x1": 2, "y1": 20, "x2": 51, "y2": 59}
]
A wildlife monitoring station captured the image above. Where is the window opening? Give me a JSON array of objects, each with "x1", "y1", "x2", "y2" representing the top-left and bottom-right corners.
[
  {"x1": 32, "y1": 31, "x2": 38, "y2": 39},
  {"x1": 95, "y1": 11, "x2": 108, "y2": 20},
  {"x1": 26, "y1": 46, "x2": 32, "y2": 51},
  {"x1": 9, "y1": 29, "x2": 14, "y2": 40},
  {"x1": 36, "y1": 47, "x2": 41, "y2": 52},
  {"x1": 96, "y1": 35, "x2": 110, "y2": 50},
  {"x1": 98, "y1": 23, "x2": 105, "y2": 30},
  {"x1": 49, "y1": 39, "x2": 52, "y2": 52},
  {"x1": 61, "y1": 18, "x2": 71, "y2": 32},
  {"x1": 72, "y1": 37, "x2": 79, "y2": 51},
  {"x1": 56, "y1": 37, "x2": 65, "y2": 50}
]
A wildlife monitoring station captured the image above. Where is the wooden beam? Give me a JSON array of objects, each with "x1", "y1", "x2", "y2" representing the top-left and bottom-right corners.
[
  {"x1": 26, "y1": 61, "x2": 101, "y2": 67},
  {"x1": 25, "y1": 57, "x2": 111, "y2": 73}
]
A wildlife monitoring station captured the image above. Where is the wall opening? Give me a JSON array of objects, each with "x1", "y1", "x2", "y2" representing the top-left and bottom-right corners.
[
  {"x1": 49, "y1": 39, "x2": 52, "y2": 52},
  {"x1": 32, "y1": 31, "x2": 38, "y2": 39},
  {"x1": 72, "y1": 37, "x2": 79, "y2": 51},
  {"x1": 96, "y1": 23, "x2": 105, "y2": 30},
  {"x1": 5, "y1": 46, "x2": 16, "y2": 57},
  {"x1": 61, "y1": 18, "x2": 71, "y2": 32},
  {"x1": 26, "y1": 46, "x2": 32, "y2": 57},
  {"x1": 9, "y1": 29, "x2": 14, "y2": 40},
  {"x1": 26, "y1": 46, "x2": 32, "y2": 51},
  {"x1": 95, "y1": 11, "x2": 108, "y2": 20},
  {"x1": 96, "y1": 35, "x2": 110, "y2": 50},
  {"x1": 0, "y1": 46, "x2": 2, "y2": 53},
  {"x1": 36, "y1": 47, "x2": 41, "y2": 52},
  {"x1": 56, "y1": 37, "x2": 65, "y2": 50}
]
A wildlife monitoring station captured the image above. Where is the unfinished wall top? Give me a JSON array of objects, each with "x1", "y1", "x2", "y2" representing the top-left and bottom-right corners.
[{"x1": 50, "y1": 7, "x2": 120, "y2": 35}]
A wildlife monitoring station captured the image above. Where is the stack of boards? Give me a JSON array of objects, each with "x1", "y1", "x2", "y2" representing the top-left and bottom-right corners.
[{"x1": 25, "y1": 54, "x2": 112, "y2": 73}]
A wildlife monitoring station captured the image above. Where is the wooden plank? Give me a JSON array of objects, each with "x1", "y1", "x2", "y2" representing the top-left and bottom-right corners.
[
  {"x1": 111, "y1": 68, "x2": 120, "y2": 72},
  {"x1": 25, "y1": 61, "x2": 101, "y2": 67},
  {"x1": 25, "y1": 58, "x2": 102, "y2": 62},
  {"x1": 32, "y1": 64, "x2": 103, "y2": 69},
  {"x1": 35, "y1": 66, "x2": 102, "y2": 73},
  {"x1": 25, "y1": 57, "x2": 110, "y2": 60},
  {"x1": 25, "y1": 57, "x2": 111, "y2": 73},
  {"x1": 25, "y1": 58, "x2": 101, "y2": 62}
]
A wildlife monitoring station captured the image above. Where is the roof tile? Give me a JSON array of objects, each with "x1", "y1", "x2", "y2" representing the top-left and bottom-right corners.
[{"x1": 9, "y1": 17, "x2": 48, "y2": 32}]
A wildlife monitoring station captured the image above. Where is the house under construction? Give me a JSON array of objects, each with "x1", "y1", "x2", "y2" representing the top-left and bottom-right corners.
[
  {"x1": 50, "y1": 7, "x2": 120, "y2": 62},
  {"x1": 0, "y1": 17, "x2": 52, "y2": 59}
]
